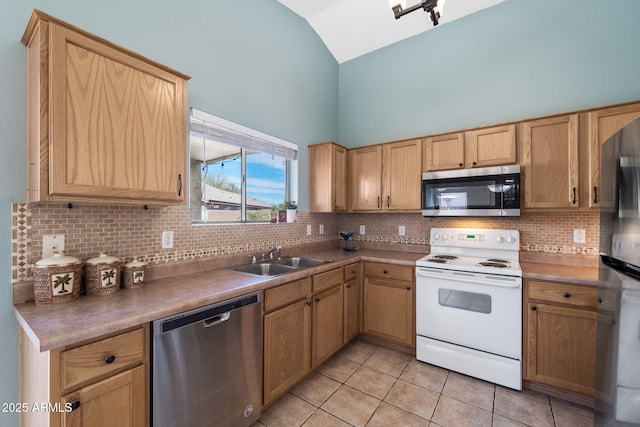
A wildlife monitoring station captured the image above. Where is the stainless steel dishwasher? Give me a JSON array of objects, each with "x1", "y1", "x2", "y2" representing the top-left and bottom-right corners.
[{"x1": 152, "y1": 292, "x2": 262, "y2": 427}]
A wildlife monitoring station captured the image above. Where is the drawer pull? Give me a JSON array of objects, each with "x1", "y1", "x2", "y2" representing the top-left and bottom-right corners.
[
  {"x1": 346, "y1": 284, "x2": 351, "y2": 289},
  {"x1": 563, "y1": 293, "x2": 571, "y2": 298},
  {"x1": 598, "y1": 297, "x2": 603, "y2": 304},
  {"x1": 315, "y1": 297, "x2": 320, "y2": 303},
  {"x1": 104, "y1": 355, "x2": 116, "y2": 364},
  {"x1": 406, "y1": 286, "x2": 412, "y2": 290},
  {"x1": 306, "y1": 300, "x2": 312, "y2": 306},
  {"x1": 69, "y1": 400, "x2": 81, "y2": 411},
  {"x1": 530, "y1": 305, "x2": 537, "y2": 311},
  {"x1": 383, "y1": 270, "x2": 389, "y2": 274}
]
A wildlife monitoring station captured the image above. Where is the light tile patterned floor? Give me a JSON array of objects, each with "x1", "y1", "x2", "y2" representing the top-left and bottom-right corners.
[{"x1": 256, "y1": 339, "x2": 594, "y2": 427}]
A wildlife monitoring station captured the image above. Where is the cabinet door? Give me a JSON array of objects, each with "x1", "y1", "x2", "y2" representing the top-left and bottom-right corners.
[
  {"x1": 264, "y1": 299, "x2": 311, "y2": 405},
  {"x1": 465, "y1": 124, "x2": 517, "y2": 168},
  {"x1": 383, "y1": 140, "x2": 422, "y2": 210},
  {"x1": 526, "y1": 303, "x2": 596, "y2": 396},
  {"x1": 521, "y1": 115, "x2": 579, "y2": 208},
  {"x1": 423, "y1": 133, "x2": 465, "y2": 171},
  {"x1": 363, "y1": 276, "x2": 414, "y2": 346},
  {"x1": 61, "y1": 365, "x2": 146, "y2": 427},
  {"x1": 344, "y1": 278, "x2": 360, "y2": 343},
  {"x1": 312, "y1": 285, "x2": 344, "y2": 368},
  {"x1": 308, "y1": 143, "x2": 348, "y2": 212},
  {"x1": 47, "y1": 23, "x2": 187, "y2": 204},
  {"x1": 585, "y1": 103, "x2": 640, "y2": 208},
  {"x1": 350, "y1": 146, "x2": 382, "y2": 211}
]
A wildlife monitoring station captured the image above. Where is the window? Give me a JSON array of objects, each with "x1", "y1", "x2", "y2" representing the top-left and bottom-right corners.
[{"x1": 189, "y1": 108, "x2": 297, "y2": 223}]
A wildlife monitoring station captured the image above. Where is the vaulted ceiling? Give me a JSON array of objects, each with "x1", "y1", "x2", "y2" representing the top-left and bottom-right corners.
[{"x1": 278, "y1": 0, "x2": 506, "y2": 63}]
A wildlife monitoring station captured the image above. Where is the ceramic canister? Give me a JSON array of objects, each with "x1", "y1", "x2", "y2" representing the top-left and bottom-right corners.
[
  {"x1": 33, "y1": 251, "x2": 82, "y2": 305},
  {"x1": 122, "y1": 260, "x2": 147, "y2": 289},
  {"x1": 85, "y1": 252, "x2": 122, "y2": 296}
]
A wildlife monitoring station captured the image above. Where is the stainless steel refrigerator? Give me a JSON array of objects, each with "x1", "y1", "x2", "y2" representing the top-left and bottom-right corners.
[{"x1": 595, "y1": 117, "x2": 640, "y2": 426}]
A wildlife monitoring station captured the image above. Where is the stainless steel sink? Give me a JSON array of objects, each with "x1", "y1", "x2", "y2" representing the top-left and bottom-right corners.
[
  {"x1": 275, "y1": 256, "x2": 332, "y2": 268},
  {"x1": 227, "y1": 256, "x2": 332, "y2": 277},
  {"x1": 229, "y1": 263, "x2": 297, "y2": 277}
]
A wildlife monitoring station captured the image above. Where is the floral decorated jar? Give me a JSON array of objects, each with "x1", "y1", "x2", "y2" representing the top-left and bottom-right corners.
[
  {"x1": 32, "y1": 251, "x2": 82, "y2": 305},
  {"x1": 122, "y1": 260, "x2": 147, "y2": 289},
  {"x1": 85, "y1": 252, "x2": 122, "y2": 296}
]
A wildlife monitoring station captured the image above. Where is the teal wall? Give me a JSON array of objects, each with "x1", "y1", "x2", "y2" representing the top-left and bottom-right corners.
[
  {"x1": 339, "y1": 0, "x2": 640, "y2": 146},
  {"x1": 0, "y1": 1, "x2": 336, "y2": 424}
]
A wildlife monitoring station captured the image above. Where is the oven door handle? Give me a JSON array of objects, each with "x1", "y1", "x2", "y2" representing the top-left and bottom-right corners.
[{"x1": 416, "y1": 268, "x2": 522, "y2": 289}]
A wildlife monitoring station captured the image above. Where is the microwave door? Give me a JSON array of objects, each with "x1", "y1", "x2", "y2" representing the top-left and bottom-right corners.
[{"x1": 422, "y1": 175, "x2": 502, "y2": 216}]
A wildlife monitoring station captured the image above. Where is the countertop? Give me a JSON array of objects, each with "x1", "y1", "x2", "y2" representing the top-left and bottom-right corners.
[
  {"x1": 14, "y1": 248, "x2": 424, "y2": 352},
  {"x1": 14, "y1": 247, "x2": 600, "y2": 353}
]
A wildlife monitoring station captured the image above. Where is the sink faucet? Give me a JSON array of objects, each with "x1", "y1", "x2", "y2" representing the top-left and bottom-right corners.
[{"x1": 262, "y1": 246, "x2": 282, "y2": 261}]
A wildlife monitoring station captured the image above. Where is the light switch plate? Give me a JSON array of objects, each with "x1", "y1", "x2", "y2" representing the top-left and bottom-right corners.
[
  {"x1": 399, "y1": 225, "x2": 406, "y2": 236},
  {"x1": 162, "y1": 231, "x2": 174, "y2": 249},
  {"x1": 307, "y1": 225, "x2": 312, "y2": 235},
  {"x1": 359, "y1": 225, "x2": 365, "y2": 235},
  {"x1": 319, "y1": 224, "x2": 324, "y2": 235},
  {"x1": 573, "y1": 229, "x2": 586, "y2": 244},
  {"x1": 43, "y1": 234, "x2": 65, "y2": 258}
]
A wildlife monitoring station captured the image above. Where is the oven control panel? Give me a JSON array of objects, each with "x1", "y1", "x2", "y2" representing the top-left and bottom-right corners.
[{"x1": 430, "y1": 228, "x2": 519, "y2": 249}]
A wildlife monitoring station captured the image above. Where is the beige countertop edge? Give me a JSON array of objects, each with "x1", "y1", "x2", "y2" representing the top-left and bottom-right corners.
[
  {"x1": 14, "y1": 248, "x2": 425, "y2": 352},
  {"x1": 521, "y1": 261, "x2": 599, "y2": 286}
]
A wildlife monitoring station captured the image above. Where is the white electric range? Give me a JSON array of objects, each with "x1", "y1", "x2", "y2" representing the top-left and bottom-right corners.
[{"x1": 415, "y1": 228, "x2": 523, "y2": 390}]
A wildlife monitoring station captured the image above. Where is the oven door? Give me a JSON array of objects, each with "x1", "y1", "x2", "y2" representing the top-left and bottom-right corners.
[{"x1": 416, "y1": 266, "x2": 522, "y2": 359}]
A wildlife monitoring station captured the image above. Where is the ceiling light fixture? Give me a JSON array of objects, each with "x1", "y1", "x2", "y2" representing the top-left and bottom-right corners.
[{"x1": 389, "y1": 0, "x2": 444, "y2": 26}]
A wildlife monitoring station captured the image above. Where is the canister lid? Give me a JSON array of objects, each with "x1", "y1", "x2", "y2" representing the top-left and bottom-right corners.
[
  {"x1": 35, "y1": 251, "x2": 81, "y2": 267},
  {"x1": 124, "y1": 260, "x2": 146, "y2": 268},
  {"x1": 86, "y1": 252, "x2": 121, "y2": 265}
]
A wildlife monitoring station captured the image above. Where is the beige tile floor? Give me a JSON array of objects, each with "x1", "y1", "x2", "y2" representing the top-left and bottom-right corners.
[{"x1": 256, "y1": 339, "x2": 594, "y2": 427}]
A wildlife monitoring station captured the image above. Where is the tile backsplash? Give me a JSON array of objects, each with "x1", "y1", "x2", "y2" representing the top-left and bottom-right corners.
[{"x1": 12, "y1": 202, "x2": 599, "y2": 284}]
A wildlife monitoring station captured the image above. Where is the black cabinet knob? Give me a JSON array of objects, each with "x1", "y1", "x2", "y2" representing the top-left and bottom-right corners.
[
  {"x1": 315, "y1": 297, "x2": 320, "y2": 303},
  {"x1": 306, "y1": 301, "x2": 312, "y2": 306},
  {"x1": 69, "y1": 400, "x2": 81, "y2": 411},
  {"x1": 105, "y1": 355, "x2": 116, "y2": 364},
  {"x1": 406, "y1": 286, "x2": 411, "y2": 290},
  {"x1": 530, "y1": 305, "x2": 537, "y2": 311},
  {"x1": 383, "y1": 270, "x2": 389, "y2": 274},
  {"x1": 458, "y1": 163, "x2": 463, "y2": 167},
  {"x1": 346, "y1": 284, "x2": 351, "y2": 289},
  {"x1": 563, "y1": 293, "x2": 570, "y2": 298}
]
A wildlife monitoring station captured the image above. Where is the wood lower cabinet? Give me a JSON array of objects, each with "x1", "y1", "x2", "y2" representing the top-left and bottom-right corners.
[
  {"x1": 363, "y1": 262, "x2": 415, "y2": 347},
  {"x1": 311, "y1": 285, "x2": 344, "y2": 367},
  {"x1": 19, "y1": 325, "x2": 149, "y2": 427},
  {"x1": 308, "y1": 142, "x2": 348, "y2": 212},
  {"x1": 263, "y1": 278, "x2": 312, "y2": 406},
  {"x1": 520, "y1": 115, "x2": 579, "y2": 208},
  {"x1": 344, "y1": 262, "x2": 360, "y2": 343},
  {"x1": 22, "y1": 10, "x2": 189, "y2": 205},
  {"x1": 525, "y1": 279, "x2": 597, "y2": 397}
]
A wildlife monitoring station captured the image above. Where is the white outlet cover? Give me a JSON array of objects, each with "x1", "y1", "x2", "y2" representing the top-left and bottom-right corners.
[
  {"x1": 162, "y1": 231, "x2": 174, "y2": 249},
  {"x1": 319, "y1": 224, "x2": 324, "y2": 235},
  {"x1": 359, "y1": 225, "x2": 365, "y2": 235},
  {"x1": 399, "y1": 225, "x2": 406, "y2": 236},
  {"x1": 43, "y1": 234, "x2": 65, "y2": 258},
  {"x1": 307, "y1": 225, "x2": 312, "y2": 235},
  {"x1": 573, "y1": 229, "x2": 586, "y2": 244}
]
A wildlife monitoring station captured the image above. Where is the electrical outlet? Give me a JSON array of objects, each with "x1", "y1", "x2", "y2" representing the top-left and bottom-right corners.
[
  {"x1": 162, "y1": 231, "x2": 174, "y2": 249},
  {"x1": 319, "y1": 224, "x2": 324, "y2": 235},
  {"x1": 43, "y1": 234, "x2": 65, "y2": 258},
  {"x1": 359, "y1": 225, "x2": 366, "y2": 235},
  {"x1": 573, "y1": 229, "x2": 586, "y2": 244},
  {"x1": 399, "y1": 225, "x2": 406, "y2": 236},
  {"x1": 307, "y1": 225, "x2": 312, "y2": 235}
]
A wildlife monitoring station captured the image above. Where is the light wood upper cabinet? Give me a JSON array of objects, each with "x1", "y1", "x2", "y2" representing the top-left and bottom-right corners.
[
  {"x1": 350, "y1": 145, "x2": 383, "y2": 210},
  {"x1": 520, "y1": 114, "x2": 579, "y2": 209},
  {"x1": 465, "y1": 124, "x2": 517, "y2": 168},
  {"x1": 351, "y1": 140, "x2": 421, "y2": 211},
  {"x1": 423, "y1": 132, "x2": 466, "y2": 171},
  {"x1": 583, "y1": 102, "x2": 640, "y2": 208},
  {"x1": 22, "y1": 10, "x2": 189, "y2": 205},
  {"x1": 308, "y1": 142, "x2": 348, "y2": 212},
  {"x1": 423, "y1": 125, "x2": 516, "y2": 172}
]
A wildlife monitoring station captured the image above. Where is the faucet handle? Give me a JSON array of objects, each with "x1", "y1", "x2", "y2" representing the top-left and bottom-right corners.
[{"x1": 251, "y1": 255, "x2": 257, "y2": 264}]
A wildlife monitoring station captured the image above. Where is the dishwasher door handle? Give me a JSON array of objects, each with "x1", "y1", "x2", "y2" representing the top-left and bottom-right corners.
[{"x1": 203, "y1": 312, "x2": 231, "y2": 328}]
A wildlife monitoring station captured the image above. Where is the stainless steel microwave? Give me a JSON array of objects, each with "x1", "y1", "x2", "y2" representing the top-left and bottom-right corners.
[{"x1": 422, "y1": 165, "x2": 520, "y2": 217}]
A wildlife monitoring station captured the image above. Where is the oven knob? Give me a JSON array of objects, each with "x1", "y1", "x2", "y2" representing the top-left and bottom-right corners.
[
  {"x1": 442, "y1": 233, "x2": 449, "y2": 240},
  {"x1": 506, "y1": 235, "x2": 517, "y2": 244},
  {"x1": 433, "y1": 233, "x2": 440, "y2": 241},
  {"x1": 496, "y1": 235, "x2": 505, "y2": 243}
]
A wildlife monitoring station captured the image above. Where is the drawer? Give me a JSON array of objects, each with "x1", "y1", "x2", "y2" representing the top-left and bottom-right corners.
[
  {"x1": 364, "y1": 262, "x2": 413, "y2": 282},
  {"x1": 61, "y1": 327, "x2": 145, "y2": 391},
  {"x1": 313, "y1": 268, "x2": 343, "y2": 293},
  {"x1": 344, "y1": 263, "x2": 359, "y2": 281},
  {"x1": 264, "y1": 277, "x2": 311, "y2": 312},
  {"x1": 527, "y1": 279, "x2": 598, "y2": 309}
]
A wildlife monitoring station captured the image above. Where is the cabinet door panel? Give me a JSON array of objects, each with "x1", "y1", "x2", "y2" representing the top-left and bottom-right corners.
[
  {"x1": 61, "y1": 365, "x2": 146, "y2": 427},
  {"x1": 363, "y1": 277, "x2": 414, "y2": 346},
  {"x1": 465, "y1": 124, "x2": 516, "y2": 168},
  {"x1": 312, "y1": 285, "x2": 344, "y2": 368},
  {"x1": 521, "y1": 115, "x2": 579, "y2": 208},
  {"x1": 264, "y1": 299, "x2": 311, "y2": 405},
  {"x1": 383, "y1": 140, "x2": 421, "y2": 210},
  {"x1": 350, "y1": 146, "x2": 382, "y2": 210},
  {"x1": 48, "y1": 24, "x2": 186, "y2": 203},
  {"x1": 333, "y1": 145, "x2": 348, "y2": 211},
  {"x1": 423, "y1": 133, "x2": 465, "y2": 171},
  {"x1": 344, "y1": 278, "x2": 360, "y2": 343},
  {"x1": 526, "y1": 303, "x2": 596, "y2": 396}
]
